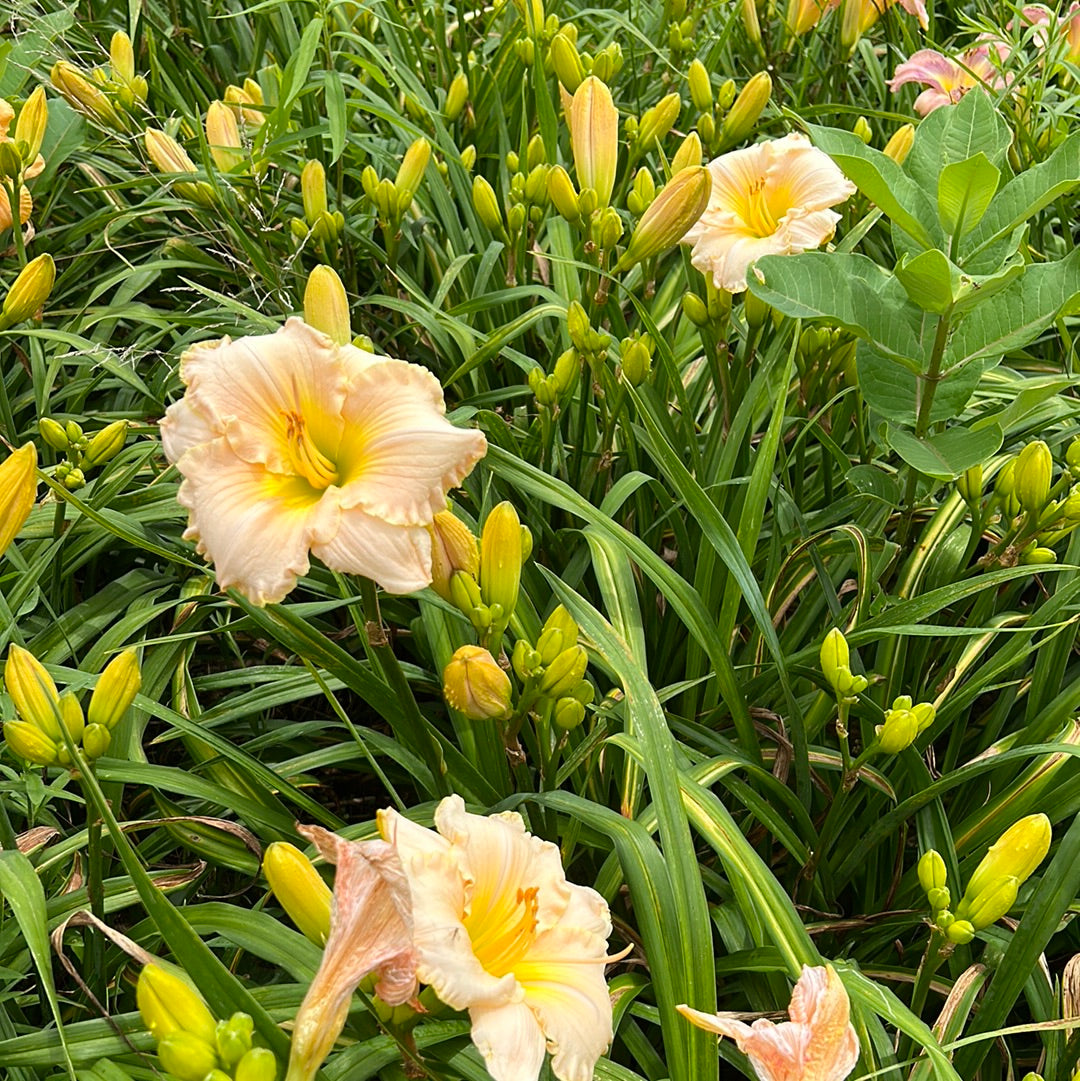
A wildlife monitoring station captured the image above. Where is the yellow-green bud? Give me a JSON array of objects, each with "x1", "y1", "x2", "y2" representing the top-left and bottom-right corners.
[
  {"x1": 303, "y1": 266, "x2": 352, "y2": 346},
  {"x1": 39, "y1": 418, "x2": 68, "y2": 452},
  {"x1": 50, "y1": 61, "x2": 122, "y2": 128},
  {"x1": 206, "y1": 101, "x2": 245, "y2": 173},
  {"x1": 962, "y1": 874, "x2": 1020, "y2": 930},
  {"x1": 618, "y1": 166, "x2": 711, "y2": 270},
  {"x1": 144, "y1": 127, "x2": 197, "y2": 174},
  {"x1": 87, "y1": 649, "x2": 141, "y2": 731},
  {"x1": 301, "y1": 160, "x2": 329, "y2": 225},
  {"x1": 671, "y1": 132, "x2": 703, "y2": 173},
  {"x1": 429, "y1": 511, "x2": 480, "y2": 603},
  {"x1": 875, "y1": 694, "x2": 935, "y2": 754},
  {"x1": 263, "y1": 841, "x2": 333, "y2": 946},
  {"x1": 553, "y1": 696, "x2": 586, "y2": 729},
  {"x1": 626, "y1": 167, "x2": 656, "y2": 217},
  {"x1": 742, "y1": 0, "x2": 763, "y2": 43},
  {"x1": 552, "y1": 348, "x2": 581, "y2": 395},
  {"x1": 853, "y1": 116, "x2": 873, "y2": 144},
  {"x1": 687, "y1": 59, "x2": 712, "y2": 111},
  {"x1": 445, "y1": 72, "x2": 470, "y2": 121},
  {"x1": 15, "y1": 87, "x2": 48, "y2": 164},
  {"x1": 550, "y1": 32, "x2": 585, "y2": 92},
  {"x1": 962, "y1": 814, "x2": 1051, "y2": 905},
  {"x1": 743, "y1": 288, "x2": 770, "y2": 329},
  {"x1": 443, "y1": 645, "x2": 513, "y2": 720},
  {"x1": 927, "y1": 886, "x2": 951, "y2": 911},
  {"x1": 472, "y1": 175, "x2": 503, "y2": 232},
  {"x1": 57, "y1": 691, "x2": 84, "y2": 745},
  {"x1": 567, "y1": 301, "x2": 590, "y2": 351},
  {"x1": 84, "y1": 420, "x2": 129, "y2": 468},
  {"x1": 539, "y1": 645, "x2": 588, "y2": 698},
  {"x1": 526, "y1": 134, "x2": 546, "y2": 171},
  {"x1": 637, "y1": 93, "x2": 682, "y2": 151},
  {"x1": 918, "y1": 849, "x2": 947, "y2": 894},
  {"x1": 820, "y1": 628, "x2": 850, "y2": 692},
  {"x1": 548, "y1": 165, "x2": 580, "y2": 222},
  {"x1": 883, "y1": 124, "x2": 915, "y2": 165},
  {"x1": 82, "y1": 723, "x2": 110, "y2": 760},
  {"x1": 0, "y1": 443, "x2": 37, "y2": 557},
  {"x1": 0, "y1": 141, "x2": 23, "y2": 179},
  {"x1": 945, "y1": 919, "x2": 975, "y2": 944},
  {"x1": 216, "y1": 1013, "x2": 255, "y2": 1070},
  {"x1": 621, "y1": 338, "x2": 652, "y2": 386},
  {"x1": 1015, "y1": 441, "x2": 1053, "y2": 513},
  {"x1": 682, "y1": 293, "x2": 709, "y2": 326},
  {"x1": 460, "y1": 144, "x2": 476, "y2": 171},
  {"x1": 570, "y1": 76, "x2": 618, "y2": 208},
  {"x1": 110, "y1": 31, "x2": 136, "y2": 85},
  {"x1": 449, "y1": 569, "x2": 484, "y2": 618},
  {"x1": 996, "y1": 458, "x2": 1017, "y2": 497},
  {"x1": 1021, "y1": 545, "x2": 1057, "y2": 565},
  {"x1": 524, "y1": 163, "x2": 550, "y2": 204},
  {"x1": 957, "y1": 464, "x2": 983, "y2": 506},
  {"x1": 721, "y1": 72, "x2": 771, "y2": 147},
  {"x1": 0, "y1": 254, "x2": 56, "y2": 330},
  {"x1": 137, "y1": 964, "x2": 219, "y2": 1045},
  {"x1": 395, "y1": 138, "x2": 431, "y2": 204},
  {"x1": 480, "y1": 501, "x2": 523, "y2": 628},
  {"x1": 596, "y1": 205, "x2": 623, "y2": 250},
  {"x1": 234, "y1": 1046, "x2": 277, "y2": 1081},
  {"x1": 5, "y1": 645, "x2": 61, "y2": 740},
  {"x1": 158, "y1": 1031, "x2": 221, "y2": 1081},
  {"x1": 1067, "y1": 438, "x2": 1080, "y2": 475},
  {"x1": 4, "y1": 721, "x2": 58, "y2": 766}
]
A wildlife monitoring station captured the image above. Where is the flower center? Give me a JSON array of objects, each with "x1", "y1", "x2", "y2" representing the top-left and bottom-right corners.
[
  {"x1": 468, "y1": 886, "x2": 540, "y2": 979},
  {"x1": 743, "y1": 176, "x2": 780, "y2": 238},
  {"x1": 282, "y1": 410, "x2": 338, "y2": 490}
]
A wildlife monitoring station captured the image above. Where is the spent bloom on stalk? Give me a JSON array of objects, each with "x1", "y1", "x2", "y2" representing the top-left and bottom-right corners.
[
  {"x1": 680, "y1": 134, "x2": 855, "y2": 293},
  {"x1": 378, "y1": 795, "x2": 615, "y2": 1081},
  {"x1": 286, "y1": 824, "x2": 418, "y2": 1081},
  {"x1": 888, "y1": 45, "x2": 1008, "y2": 115},
  {"x1": 0, "y1": 94, "x2": 46, "y2": 232},
  {"x1": 159, "y1": 318, "x2": 486, "y2": 605},
  {"x1": 840, "y1": 0, "x2": 928, "y2": 48},
  {"x1": 679, "y1": 965, "x2": 859, "y2": 1081}
]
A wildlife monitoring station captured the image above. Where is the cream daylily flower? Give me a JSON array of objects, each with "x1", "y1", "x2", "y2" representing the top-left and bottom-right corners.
[
  {"x1": 680, "y1": 134, "x2": 855, "y2": 294},
  {"x1": 160, "y1": 317, "x2": 487, "y2": 604},
  {"x1": 378, "y1": 796, "x2": 614, "y2": 1081},
  {"x1": 286, "y1": 825, "x2": 419, "y2": 1081},
  {"x1": 678, "y1": 965, "x2": 859, "y2": 1081}
]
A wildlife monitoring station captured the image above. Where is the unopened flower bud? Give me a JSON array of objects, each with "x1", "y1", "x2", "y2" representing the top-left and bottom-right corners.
[
  {"x1": 216, "y1": 1013, "x2": 255, "y2": 1070},
  {"x1": 145, "y1": 128, "x2": 197, "y2": 175},
  {"x1": 548, "y1": 165, "x2": 581, "y2": 222},
  {"x1": 81, "y1": 723, "x2": 111, "y2": 760},
  {"x1": 618, "y1": 166, "x2": 711, "y2": 270},
  {"x1": 480, "y1": 502, "x2": 523, "y2": 631},
  {"x1": 962, "y1": 814, "x2": 1051, "y2": 906},
  {"x1": 0, "y1": 253, "x2": 56, "y2": 330},
  {"x1": 445, "y1": 72, "x2": 470, "y2": 121},
  {"x1": 524, "y1": 163, "x2": 550, "y2": 204},
  {"x1": 567, "y1": 301, "x2": 590, "y2": 350},
  {"x1": 429, "y1": 511, "x2": 479, "y2": 602},
  {"x1": 687, "y1": 59, "x2": 713, "y2": 111},
  {"x1": 671, "y1": 132, "x2": 703, "y2": 173},
  {"x1": 853, "y1": 116, "x2": 873, "y2": 144},
  {"x1": 234, "y1": 1046, "x2": 278, "y2": 1081},
  {"x1": 137, "y1": 964, "x2": 218, "y2": 1045},
  {"x1": 963, "y1": 874, "x2": 1020, "y2": 930},
  {"x1": 157, "y1": 1031, "x2": 221, "y2": 1081},
  {"x1": 443, "y1": 645, "x2": 513, "y2": 720},
  {"x1": 945, "y1": 918, "x2": 975, "y2": 944},
  {"x1": 84, "y1": 420, "x2": 128, "y2": 468},
  {"x1": 206, "y1": 101, "x2": 245, "y2": 173},
  {"x1": 4, "y1": 720, "x2": 58, "y2": 766},
  {"x1": 263, "y1": 841, "x2": 332, "y2": 945},
  {"x1": 918, "y1": 849, "x2": 947, "y2": 895},
  {"x1": 0, "y1": 443, "x2": 38, "y2": 556},
  {"x1": 110, "y1": 31, "x2": 136, "y2": 85},
  {"x1": 957, "y1": 464, "x2": 982, "y2": 506},
  {"x1": 554, "y1": 696, "x2": 586, "y2": 729},
  {"x1": 552, "y1": 348, "x2": 581, "y2": 395},
  {"x1": 303, "y1": 266, "x2": 351, "y2": 346},
  {"x1": 57, "y1": 691, "x2": 84, "y2": 745},
  {"x1": 883, "y1": 124, "x2": 915, "y2": 165},
  {"x1": 472, "y1": 175, "x2": 503, "y2": 232},
  {"x1": 39, "y1": 418, "x2": 68, "y2": 452},
  {"x1": 550, "y1": 32, "x2": 585, "y2": 92},
  {"x1": 721, "y1": 72, "x2": 771, "y2": 147},
  {"x1": 395, "y1": 138, "x2": 431, "y2": 203},
  {"x1": 876, "y1": 694, "x2": 935, "y2": 754},
  {"x1": 86, "y1": 649, "x2": 141, "y2": 732},
  {"x1": 742, "y1": 0, "x2": 763, "y2": 43},
  {"x1": 637, "y1": 93, "x2": 682, "y2": 152},
  {"x1": 682, "y1": 293, "x2": 709, "y2": 326},
  {"x1": 1015, "y1": 441, "x2": 1053, "y2": 513},
  {"x1": 539, "y1": 645, "x2": 588, "y2": 698},
  {"x1": 14, "y1": 87, "x2": 48, "y2": 164},
  {"x1": 820, "y1": 628, "x2": 850, "y2": 693},
  {"x1": 300, "y1": 160, "x2": 329, "y2": 225},
  {"x1": 50, "y1": 61, "x2": 122, "y2": 127},
  {"x1": 1021, "y1": 545, "x2": 1057, "y2": 565},
  {"x1": 571, "y1": 76, "x2": 618, "y2": 208},
  {"x1": 5, "y1": 645, "x2": 61, "y2": 740},
  {"x1": 621, "y1": 338, "x2": 652, "y2": 386},
  {"x1": 927, "y1": 886, "x2": 951, "y2": 911}
]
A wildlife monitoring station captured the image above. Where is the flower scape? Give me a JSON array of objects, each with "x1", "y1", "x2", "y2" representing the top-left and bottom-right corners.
[{"x1": 5, "y1": 4, "x2": 1080, "y2": 1081}]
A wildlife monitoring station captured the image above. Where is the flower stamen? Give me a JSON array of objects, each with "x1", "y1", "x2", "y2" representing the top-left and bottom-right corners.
[
  {"x1": 743, "y1": 176, "x2": 779, "y2": 237},
  {"x1": 470, "y1": 885, "x2": 540, "y2": 977},
  {"x1": 283, "y1": 410, "x2": 339, "y2": 489}
]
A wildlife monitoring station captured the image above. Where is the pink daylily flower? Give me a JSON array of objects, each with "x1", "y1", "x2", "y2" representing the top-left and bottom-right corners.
[
  {"x1": 678, "y1": 965, "x2": 859, "y2": 1081},
  {"x1": 888, "y1": 45, "x2": 1009, "y2": 115}
]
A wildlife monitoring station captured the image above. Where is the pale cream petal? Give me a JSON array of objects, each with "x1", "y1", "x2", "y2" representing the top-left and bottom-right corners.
[
  {"x1": 179, "y1": 317, "x2": 348, "y2": 473},
  {"x1": 677, "y1": 1004, "x2": 758, "y2": 1042},
  {"x1": 469, "y1": 1000, "x2": 547, "y2": 1081},
  {"x1": 516, "y1": 926, "x2": 613, "y2": 1081},
  {"x1": 689, "y1": 229, "x2": 791, "y2": 293},
  {"x1": 309, "y1": 500, "x2": 433, "y2": 594},
  {"x1": 766, "y1": 140, "x2": 855, "y2": 214},
  {"x1": 379, "y1": 805, "x2": 517, "y2": 1010},
  {"x1": 776, "y1": 209, "x2": 842, "y2": 254},
  {"x1": 159, "y1": 396, "x2": 220, "y2": 463},
  {"x1": 335, "y1": 359, "x2": 487, "y2": 526},
  {"x1": 174, "y1": 438, "x2": 323, "y2": 605}
]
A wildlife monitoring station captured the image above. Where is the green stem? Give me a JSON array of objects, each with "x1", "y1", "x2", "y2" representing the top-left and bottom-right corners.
[
  {"x1": 899, "y1": 928, "x2": 949, "y2": 1064},
  {"x1": 357, "y1": 576, "x2": 451, "y2": 798},
  {"x1": 85, "y1": 810, "x2": 107, "y2": 1005}
]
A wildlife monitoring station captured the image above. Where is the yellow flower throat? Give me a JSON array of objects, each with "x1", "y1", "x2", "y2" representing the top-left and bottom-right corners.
[
  {"x1": 468, "y1": 886, "x2": 540, "y2": 979},
  {"x1": 283, "y1": 411, "x2": 338, "y2": 489},
  {"x1": 743, "y1": 176, "x2": 779, "y2": 238}
]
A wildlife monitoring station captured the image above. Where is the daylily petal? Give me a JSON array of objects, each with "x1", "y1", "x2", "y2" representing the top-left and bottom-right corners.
[
  {"x1": 160, "y1": 396, "x2": 220, "y2": 463},
  {"x1": 336, "y1": 359, "x2": 488, "y2": 526},
  {"x1": 174, "y1": 439, "x2": 324, "y2": 605},
  {"x1": 888, "y1": 49, "x2": 959, "y2": 92},
  {"x1": 0, "y1": 186, "x2": 33, "y2": 231},
  {"x1": 469, "y1": 1001, "x2": 547, "y2": 1081},
  {"x1": 310, "y1": 500, "x2": 433, "y2": 594}
]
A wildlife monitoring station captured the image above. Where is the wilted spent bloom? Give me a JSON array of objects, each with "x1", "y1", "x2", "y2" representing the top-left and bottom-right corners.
[
  {"x1": 429, "y1": 510, "x2": 479, "y2": 602},
  {"x1": 0, "y1": 443, "x2": 38, "y2": 557},
  {"x1": 443, "y1": 644, "x2": 513, "y2": 720},
  {"x1": 263, "y1": 841, "x2": 333, "y2": 945},
  {"x1": 0, "y1": 253, "x2": 56, "y2": 329},
  {"x1": 1015, "y1": 440, "x2": 1053, "y2": 513},
  {"x1": 618, "y1": 166, "x2": 711, "y2": 270},
  {"x1": 875, "y1": 694, "x2": 935, "y2": 753},
  {"x1": 570, "y1": 76, "x2": 618, "y2": 208},
  {"x1": 86, "y1": 649, "x2": 141, "y2": 731}
]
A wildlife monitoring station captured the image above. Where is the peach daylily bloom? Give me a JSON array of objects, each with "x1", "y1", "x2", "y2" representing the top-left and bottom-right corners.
[
  {"x1": 285, "y1": 825, "x2": 418, "y2": 1081},
  {"x1": 888, "y1": 45, "x2": 1008, "y2": 115},
  {"x1": 160, "y1": 318, "x2": 487, "y2": 605},
  {"x1": 678, "y1": 965, "x2": 859, "y2": 1081},
  {"x1": 0, "y1": 98, "x2": 44, "y2": 232},
  {"x1": 680, "y1": 134, "x2": 855, "y2": 294},
  {"x1": 1008, "y1": 4, "x2": 1080, "y2": 59},
  {"x1": 788, "y1": 0, "x2": 926, "y2": 38},
  {"x1": 378, "y1": 795, "x2": 614, "y2": 1081}
]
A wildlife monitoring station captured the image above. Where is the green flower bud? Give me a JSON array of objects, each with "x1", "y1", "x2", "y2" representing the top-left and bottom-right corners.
[
  {"x1": 621, "y1": 338, "x2": 652, "y2": 385},
  {"x1": 682, "y1": 293, "x2": 709, "y2": 326},
  {"x1": 395, "y1": 138, "x2": 432, "y2": 204},
  {"x1": 0, "y1": 254, "x2": 56, "y2": 330},
  {"x1": 216, "y1": 1012, "x2": 255, "y2": 1069},
  {"x1": 671, "y1": 132, "x2": 703, "y2": 173},
  {"x1": 550, "y1": 32, "x2": 585, "y2": 91},
  {"x1": 553, "y1": 696, "x2": 586, "y2": 729},
  {"x1": 479, "y1": 502, "x2": 523, "y2": 634},
  {"x1": 472, "y1": 176, "x2": 503, "y2": 232},
  {"x1": 636, "y1": 92, "x2": 682, "y2": 150},
  {"x1": 81, "y1": 723, "x2": 111, "y2": 760},
  {"x1": 1015, "y1": 441, "x2": 1053, "y2": 513},
  {"x1": 234, "y1": 1046, "x2": 278, "y2": 1081},
  {"x1": 539, "y1": 645, "x2": 588, "y2": 698},
  {"x1": 58, "y1": 692, "x2": 84, "y2": 745},
  {"x1": 87, "y1": 649, "x2": 141, "y2": 731},
  {"x1": 820, "y1": 629, "x2": 850, "y2": 693},
  {"x1": 39, "y1": 418, "x2": 69, "y2": 452},
  {"x1": 721, "y1": 72, "x2": 771, "y2": 147},
  {"x1": 548, "y1": 165, "x2": 580, "y2": 222},
  {"x1": 875, "y1": 695, "x2": 935, "y2": 754},
  {"x1": 961, "y1": 874, "x2": 1019, "y2": 930},
  {"x1": 445, "y1": 72, "x2": 469, "y2": 121},
  {"x1": 1066, "y1": 438, "x2": 1080, "y2": 476},
  {"x1": 957, "y1": 465, "x2": 982, "y2": 506},
  {"x1": 853, "y1": 116, "x2": 873, "y2": 144},
  {"x1": 524, "y1": 163, "x2": 550, "y2": 205},
  {"x1": 157, "y1": 1030, "x2": 221, "y2": 1081},
  {"x1": 460, "y1": 144, "x2": 477, "y2": 171},
  {"x1": 618, "y1": 166, "x2": 711, "y2": 270},
  {"x1": 917, "y1": 849, "x2": 947, "y2": 895},
  {"x1": 84, "y1": 420, "x2": 129, "y2": 468},
  {"x1": 687, "y1": 58, "x2": 712, "y2": 111},
  {"x1": 945, "y1": 918, "x2": 974, "y2": 944},
  {"x1": 1021, "y1": 545, "x2": 1057, "y2": 565}
]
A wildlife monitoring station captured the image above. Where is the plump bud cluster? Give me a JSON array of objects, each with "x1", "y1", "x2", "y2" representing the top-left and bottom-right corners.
[
  {"x1": 138, "y1": 964, "x2": 278, "y2": 1081},
  {"x1": 819, "y1": 629, "x2": 867, "y2": 701},
  {"x1": 529, "y1": 347, "x2": 582, "y2": 409},
  {"x1": 875, "y1": 694, "x2": 936, "y2": 754},
  {"x1": 38, "y1": 414, "x2": 128, "y2": 492},
  {"x1": 3, "y1": 645, "x2": 141, "y2": 767},
  {"x1": 690, "y1": 63, "x2": 771, "y2": 156},
  {"x1": 360, "y1": 138, "x2": 434, "y2": 246},
  {"x1": 263, "y1": 842, "x2": 333, "y2": 946},
  {"x1": 566, "y1": 301, "x2": 612, "y2": 371},
  {"x1": 512, "y1": 605, "x2": 594, "y2": 730},
  {"x1": 618, "y1": 332, "x2": 655, "y2": 387},
  {"x1": 921, "y1": 815, "x2": 1052, "y2": 944}
]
